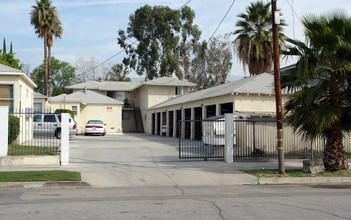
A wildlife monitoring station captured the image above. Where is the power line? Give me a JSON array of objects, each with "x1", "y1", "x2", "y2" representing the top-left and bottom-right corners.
[
  {"x1": 208, "y1": 0, "x2": 236, "y2": 42},
  {"x1": 82, "y1": 0, "x2": 193, "y2": 76},
  {"x1": 178, "y1": 0, "x2": 192, "y2": 10}
]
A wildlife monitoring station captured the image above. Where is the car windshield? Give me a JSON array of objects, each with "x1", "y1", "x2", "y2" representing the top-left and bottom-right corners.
[{"x1": 87, "y1": 120, "x2": 103, "y2": 124}]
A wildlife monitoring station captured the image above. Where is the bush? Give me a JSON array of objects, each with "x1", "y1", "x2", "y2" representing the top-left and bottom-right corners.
[
  {"x1": 54, "y1": 109, "x2": 75, "y2": 119},
  {"x1": 8, "y1": 115, "x2": 20, "y2": 144}
]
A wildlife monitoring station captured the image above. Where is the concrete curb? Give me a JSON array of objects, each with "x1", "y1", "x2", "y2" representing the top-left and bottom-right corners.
[
  {"x1": 0, "y1": 181, "x2": 90, "y2": 189},
  {"x1": 258, "y1": 177, "x2": 351, "y2": 185}
]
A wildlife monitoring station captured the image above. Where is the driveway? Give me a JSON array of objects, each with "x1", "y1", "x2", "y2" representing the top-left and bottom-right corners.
[{"x1": 67, "y1": 133, "x2": 299, "y2": 188}]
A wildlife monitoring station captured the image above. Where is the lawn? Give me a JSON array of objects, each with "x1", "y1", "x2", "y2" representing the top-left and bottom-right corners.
[
  {"x1": 241, "y1": 169, "x2": 351, "y2": 178},
  {"x1": 0, "y1": 170, "x2": 81, "y2": 182},
  {"x1": 8, "y1": 145, "x2": 59, "y2": 156}
]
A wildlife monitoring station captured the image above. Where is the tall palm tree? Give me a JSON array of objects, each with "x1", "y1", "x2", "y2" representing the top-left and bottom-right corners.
[
  {"x1": 234, "y1": 1, "x2": 285, "y2": 75},
  {"x1": 282, "y1": 11, "x2": 351, "y2": 171},
  {"x1": 30, "y1": 0, "x2": 57, "y2": 96},
  {"x1": 47, "y1": 17, "x2": 62, "y2": 96},
  {"x1": 107, "y1": 64, "x2": 131, "y2": 82}
]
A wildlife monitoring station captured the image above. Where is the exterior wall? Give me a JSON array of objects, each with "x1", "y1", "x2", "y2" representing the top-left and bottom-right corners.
[
  {"x1": 34, "y1": 98, "x2": 51, "y2": 112},
  {"x1": 0, "y1": 75, "x2": 35, "y2": 144},
  {"x1": 49, "y1": 102, "x2": 122, "y2": 133},
  {"x1": 145, "y1": 93, "x2": 291, "y2": 136},
  {"x1": 138, "y1": 86, "x2": 149, "y2": 132},
  {"x1": 234, "y1": 94, "x2": 289, "y2": 113},
  {"x1": 79, "y1": 104, "x2": 122, "y2": 133},
  {"x1": 0, "y1": 75, "x2": 34, "y2": 111},
  {"x1": 122, "y1": 109, "x2": 136, "y2": 132}
]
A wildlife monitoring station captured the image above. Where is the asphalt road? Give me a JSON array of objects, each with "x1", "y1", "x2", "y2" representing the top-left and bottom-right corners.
[{"x1": 1, "y1": 184, "x2": 351, "y2": 219}]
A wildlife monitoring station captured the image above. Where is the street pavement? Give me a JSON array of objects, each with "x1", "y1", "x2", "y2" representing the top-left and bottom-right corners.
[{"x1": 0, "y1": 133, "x2": 350, "y2": 188}]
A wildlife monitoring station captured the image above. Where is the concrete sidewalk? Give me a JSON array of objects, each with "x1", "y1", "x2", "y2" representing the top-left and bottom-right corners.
[{"x1": 0, "y1": 134, "x2": 350, "y2": 188}]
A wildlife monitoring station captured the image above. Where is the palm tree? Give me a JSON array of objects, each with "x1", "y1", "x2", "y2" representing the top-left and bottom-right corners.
[
  {"x1": 107, "y1": 64, "x2": 131, "y2": 82},
  {"x1": 30, "y1": 0, "x2": 57, "y2": 96},
  {"x1": 234, "y1": 1, "x2": 285, "y2": 75},
  {"x1": 282, "y1": 11, "x2": 351, "y2": 171},
  {"x1": 47, "y1": 17, "x2": 62, "y2": 96}
]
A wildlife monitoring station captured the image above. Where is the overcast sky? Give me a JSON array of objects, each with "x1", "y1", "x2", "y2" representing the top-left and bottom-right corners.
[{"x1": 0, "y1": 0, "x2": 350, "y2": 80}]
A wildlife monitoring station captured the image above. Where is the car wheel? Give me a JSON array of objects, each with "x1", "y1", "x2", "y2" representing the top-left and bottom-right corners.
[
  {"x1": 102, "y1": 132, "x2": 106, "y2": 136},
  {"x1": 85, "y1": 133, "x2": 88, "y2": 136},
  {"x1": 56, "y1": 129, "x2": 61, "y2": 139}
]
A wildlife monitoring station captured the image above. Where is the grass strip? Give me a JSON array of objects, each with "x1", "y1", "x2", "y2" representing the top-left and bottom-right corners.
[
  {"x1": 8, "y1": 145, "x2": 59, "y2": 156},
  {"x1": 0, "y1": 170, "x2": 81, "y2": 182},
  {"x1": 241, "y1": 169, "x2": 351, "y2": 178}
]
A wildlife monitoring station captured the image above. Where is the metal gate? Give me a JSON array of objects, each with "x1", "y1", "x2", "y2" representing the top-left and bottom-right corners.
[
  {"x1": 8, "y1": 111, "x2": 61, "y2": 155},
  {"x1": 179, "y1": 118, "x2": 351, "y2": 160}
]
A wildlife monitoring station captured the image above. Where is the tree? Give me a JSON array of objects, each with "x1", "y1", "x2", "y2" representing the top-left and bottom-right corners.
[
  {"x1": 30, "y1": 0, "x2": 59, "y2": 96},
  {"x1": 3, "y1": 38, "x2": 6, "y2": 54},
  {"x1": 206, "y1": 35, "x2": 233, "y2": 86},
  {"x1": 234, "y1": 1, "x2": 285, "y2": 75},
  {"x1": 118, "y1": 5, "x2": 201, "y2": 80},
  {"x1": 106, "y1": 64, "x2": 131, "y2": 82},
  {"x1": 47, "y1": 11, "x2": 62, "y2": 97},
  {"x1": 31, "y1": 57, "x2": 75, "y2": 96},
  {"x1": 74, "y1": 57, "x2": 109, "y2": 83},
  {"x1": 189, "y1": 41, "x2": 207, "y2": 89},
  {"x1": 0, "y1": 49, "x2": 22, "y2": 70},
  {"x1": 282, "y1": 11, "x2": 351, "y2": 171}
]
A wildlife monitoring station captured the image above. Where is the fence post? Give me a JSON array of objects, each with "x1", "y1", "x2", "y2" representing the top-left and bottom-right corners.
[
  {"x1": 61, "y1": 113, "x2": 69, "y2": 165},
  {"x1": 0, "y1": 107, "x2": 8, "y2": 157},
  {"x1": 225, "y1": 113, "x2": 233, "y2": 163}
]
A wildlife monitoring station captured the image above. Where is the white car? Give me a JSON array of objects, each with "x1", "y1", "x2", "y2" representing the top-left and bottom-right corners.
[{"x1": 85, "y1": 120, "x2": 106, "y2": 136}]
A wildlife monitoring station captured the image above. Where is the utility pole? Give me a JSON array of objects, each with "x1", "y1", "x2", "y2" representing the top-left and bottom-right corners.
[{"x1": 271, "y1": 0, "x2": 285, "y2": 175}]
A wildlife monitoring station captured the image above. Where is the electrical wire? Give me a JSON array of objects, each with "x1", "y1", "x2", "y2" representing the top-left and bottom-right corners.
[
  {"x1": 208, "y1": 0, "x2": 236, "y2": 42},
  {"x1": 82, "y1": 0, "x2": 193, "y2": 76},
  {"x1": 289, "y1": 0, "x2": 295, "y2": 39}
]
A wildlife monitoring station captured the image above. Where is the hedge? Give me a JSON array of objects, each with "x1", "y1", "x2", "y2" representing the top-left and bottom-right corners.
[
  {"x1": 54, "y1": 109, "x2": 75, "y2": 119},
  {"x1": 8, "y1": 115, "x2": 20, "y2": 144}
]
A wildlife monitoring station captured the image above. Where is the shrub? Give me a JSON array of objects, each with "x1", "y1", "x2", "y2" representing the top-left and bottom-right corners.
[
  {"x1": 54, "y1": 109, "x2": 75, "y2": 119},
  {"x1": 8, "y1": 115, "x2": 20, "y2": 144}
]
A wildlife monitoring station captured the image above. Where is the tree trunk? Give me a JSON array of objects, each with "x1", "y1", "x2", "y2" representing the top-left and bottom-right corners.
[
  {"x1": 44, "y1": 35, "x2": 48, "y2": 96},
  {"x1": 323, "y1": 120, "x2": 349, "y2": 170},
  {"x1": 48, "y1": 44, "x2": 52, "y2": 97}
]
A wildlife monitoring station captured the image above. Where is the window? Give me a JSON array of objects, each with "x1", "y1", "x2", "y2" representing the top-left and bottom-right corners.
[
  {"x1": 107, "y1": 91, "x2": 114, "y2": 98},
  {"x1": 34, "y1": 103, "x2": 42, "y2": 113},
  {"x1": 175, "y1": 87, "x2": 180, "y2": 95},
  {"x1": 44, "y1": 115, "x2": 56, "y2": 122},
  {"x1": 33, "y1": 115, "x2": 41, "y2": 122},
  {"x1": 115, "y1": 92, "x2": 125, "y2": 102},
  {"x1": 0, "y1": 85, "x2": 14, "y2": 113},
  {"x1": 71, "y1": 106, "x2": 78, "y2": 115}
]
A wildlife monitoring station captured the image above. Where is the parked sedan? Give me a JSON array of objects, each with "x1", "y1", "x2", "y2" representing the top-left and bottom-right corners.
[{"x1": 85, "y1": 120, "x2": 106, "y2": 136}]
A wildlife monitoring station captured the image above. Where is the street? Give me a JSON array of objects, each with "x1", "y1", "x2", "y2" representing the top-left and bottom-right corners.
[{"x1": 1, "y1": 184, "x2": 351, "y2": 219}]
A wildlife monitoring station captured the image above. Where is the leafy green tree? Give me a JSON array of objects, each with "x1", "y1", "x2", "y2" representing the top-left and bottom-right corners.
[
  {"x1": 106, "y1": 64, "x2": 131, "y2": 82},
  {"x1": 118, "y1": 5, "x2": 201, "y2": 80},
  {"x1": 282, "y1": 11, "x2": 351, "y2": 171},
  {"x1": 31, "y1": 57, "x2": 75, "y2": 96},
  {"x1": 30, "y1": 0, "x2": 60, "y2": 96},
  {"x1": 3, "y1": 38, "x2": 6, "y2": 54},
  {"x1": 234, "y1": 1, "x2": 285, "y2": 75},
  {"x1": 0, "y1": 49, "x2": 22, "y2": 70}
]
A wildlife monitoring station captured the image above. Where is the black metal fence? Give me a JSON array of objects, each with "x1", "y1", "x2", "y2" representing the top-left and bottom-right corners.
[
  {"x1": 179, "y1": 118, "x2": 351, "y2": 160},
  {"x1": 8, "y1": 110, "x2": 60, "y2": 155}
]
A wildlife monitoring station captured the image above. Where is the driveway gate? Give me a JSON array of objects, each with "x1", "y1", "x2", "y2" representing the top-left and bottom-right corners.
[{"x1": 179, "y1": 118, "x2": 351, "y2": 160}]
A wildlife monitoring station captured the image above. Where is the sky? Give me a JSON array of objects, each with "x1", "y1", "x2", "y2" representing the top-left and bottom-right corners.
[{"x1": 0, "y1": 0, "x2": 350, "y2": 81}]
